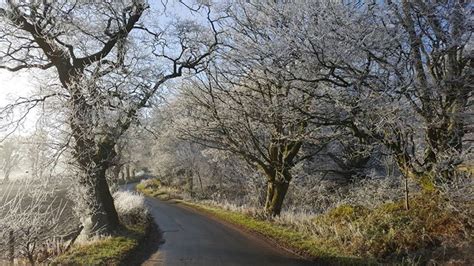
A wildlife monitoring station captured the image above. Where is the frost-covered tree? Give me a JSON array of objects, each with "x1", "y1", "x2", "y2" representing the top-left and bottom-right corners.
[
  {"x1": 174, "y1": 1, "x2": 337, "y2": 216},
  {"x1": 25, "y1": 128, "x2": 56, "y2": 180},
  {"x1": 0, "y1": 0, "x2": 218, "y2": 236},
  {"x1": 168, "y1": 0, "x2": 472, "y2": 214},
  {"x1": 0, "y1": 137, "x2": 22, "y2": 182},
  {"x1": 291, "y1": 0, "x2": 473, "y2": 189},
  {"x1": 150, "y1": 99, "x2": 264, "y2": 203}
]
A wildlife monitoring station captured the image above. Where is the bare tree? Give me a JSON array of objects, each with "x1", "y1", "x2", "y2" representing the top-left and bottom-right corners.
[
  {"x1": 165, "y1": 0, "x2": 471, "y2": 215},
  {"x1": 279, "y1": 0, "x2": 472, "y2": 190},
  {"x1": 24, "y1": 128, "x2": 53, "y2": 180},
  {"x1": 0, "y1": 137, "x2": 22, "y2": 182},
  {"x1": 172, "y1": 1, "x2": 328, "y2": 216},
  {"x1": 0, "y1": 0, "x2": 219, "y2": 237}
]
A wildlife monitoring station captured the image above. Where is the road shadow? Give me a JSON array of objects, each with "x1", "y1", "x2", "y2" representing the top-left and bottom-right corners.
[{"x1": 121, "y1": 221, "x2": 164, "y2": 266}]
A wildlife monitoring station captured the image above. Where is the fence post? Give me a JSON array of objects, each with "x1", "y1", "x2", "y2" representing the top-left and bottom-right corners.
[{"x1": 8, "y1": 230, "x2": 14, "y2": 264}]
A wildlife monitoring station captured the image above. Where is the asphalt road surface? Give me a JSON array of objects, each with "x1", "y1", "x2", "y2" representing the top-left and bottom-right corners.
[
  {"x1": 143, "y1": 198, "x2": 312, "y2": 266},
  {"x1": 125, "y1": 185, "x2": 312, "y2": 266}
]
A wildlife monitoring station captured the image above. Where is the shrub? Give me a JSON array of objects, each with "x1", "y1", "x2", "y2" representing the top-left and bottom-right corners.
[
  {"x1": 139, "y1": 178, "x2": 161, "y2": 189},
  {"x1": 113, "y1": 191, "x2": 148, "y2": 226},
  {"x1": 311, "y1": 193, "x2": 472, "y2": 263},
  {"x1": 137, "y1": 178, "x2": 184, "y2": 200}
]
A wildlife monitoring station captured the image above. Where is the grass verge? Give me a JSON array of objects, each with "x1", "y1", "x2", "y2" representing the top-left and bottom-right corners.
[
  {"x1": 182, "y1": 201, "x2": 372, "y2": 265},
  {"x1": 53, "y1": 223, "x2": 149, "y2": 265}
]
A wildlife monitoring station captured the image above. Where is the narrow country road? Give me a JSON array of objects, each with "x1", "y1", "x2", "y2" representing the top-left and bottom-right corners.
[
  {"x1": 124, "y1": 183, "x2": 312, "y2": 266},
  {"x1": 143, "y1": 197, "x2": 311, "y2": 266}
]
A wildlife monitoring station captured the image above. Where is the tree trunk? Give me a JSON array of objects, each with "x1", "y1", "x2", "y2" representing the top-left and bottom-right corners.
[
  {"x1": 264, "y1": 181, "x2": 289, "y2": 216},
  {"x1": 264, "y1": 181, "x2": 275, "y2": 210},
  {"x1": 404, "y1": 176, "x2": 410, "y2": 211},
  {"x1": 97, "y1": 167, "x2": 120, "y2": 229},
  {"x1": 80, "y1": 166, "x2": 120, "y2": 237},
  {"x1": 125, "y1": 165, "x2": 131, "y2": 180},
  {"x1": 112, "y1": 165, "x2": 122, "y2": 182},
  {"x1": 425, "y1": 120, "x2": 464, "y2": 182},
  {"x1": 197, "y1": 171, "x2": 204, "y2": 193},
  {"x1": 188, "y1": 174, "x2": 194, "y2": 198},
  {"x1": 8, "y1": 230, "x2": 14, "y2": 264}
]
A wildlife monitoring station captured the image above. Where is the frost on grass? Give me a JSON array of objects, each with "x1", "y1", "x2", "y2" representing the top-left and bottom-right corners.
[{"x1": 113, "y1": 191, "x2": 149, "y2": 226}]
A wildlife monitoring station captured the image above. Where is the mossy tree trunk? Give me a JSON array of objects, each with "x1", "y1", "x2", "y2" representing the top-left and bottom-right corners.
[
  {"x1": 264, "y1": 179, "x2": 290, "y2": 216},
  {"x1": 260, "y1": 135, "x2": 302, "y2": 216}
]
